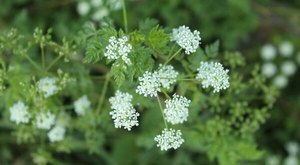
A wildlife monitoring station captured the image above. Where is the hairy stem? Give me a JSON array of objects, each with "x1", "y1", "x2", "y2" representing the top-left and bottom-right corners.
[
  {"x1": 164, "y1": 48, "x2": 182, "y2": 66},
  {"x1": 96, "y1": 73, "x2": 111, "y2": 114}
]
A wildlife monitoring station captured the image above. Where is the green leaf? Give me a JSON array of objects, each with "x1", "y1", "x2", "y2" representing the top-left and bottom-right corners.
[{"x1": 205, "y1": 40, "x2": 220, "y2": 58}]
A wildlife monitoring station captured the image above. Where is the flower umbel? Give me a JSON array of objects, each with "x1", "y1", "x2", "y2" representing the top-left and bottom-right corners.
[
  {"x1": 9, "y1": 101, "x2": 30, "y2": 124},
  {"x1": 74, "y1": 95, "x2": 91, "y2": 116},
  {"x1": 37, "y1": 77, "x2": 58, "y2": 98},
  {"x1": 196, "y1": 61, "x2": 230, "y2": 93},
  {"x1": 109, "y1": 91, "x2": 139, "y2": 131},
  {"x1": 164, "y1": 94, "x2": 191, "y2": 124},
  {"x1": 157, "y1": 65, "x2": 179, "y2": 89},
  {"x1": 136, "y1": 71, "x2": 161, "y2": 97},
  {"x1": 171, "y1": 25, "x2": 201, "y2": 54},
  {"x1": 48, "y1": 125, "x2": 66, "y2": 142},
  {"x1": 154, "y1": 128, "x2": 184, "y2": 151},
  {"x1": 104, "y1": 36, "x2": 132, "y2": 65},
  {"x1": 35, "y1": 111, "x2": 55, "y2": 130}
]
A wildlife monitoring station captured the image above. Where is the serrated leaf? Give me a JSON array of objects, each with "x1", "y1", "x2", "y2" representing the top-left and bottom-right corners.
[{"x1": 205, "y1": 40, "x2": 220, "y2": 58}]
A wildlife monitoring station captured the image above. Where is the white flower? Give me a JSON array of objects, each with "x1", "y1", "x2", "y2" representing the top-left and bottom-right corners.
[
  {"x1": 9, "y1": 101, "x2": 30, "y2": 124},
  {"x1": 281, "y1": 61, "x2": 297, "y2": 76},
  {"x1": 286, "y1": 142, "x2": 299, "y2": 156},
  {"x1": 154, "y1": 128, "x2": 184, "y2": 151},
  {"x1": 157, "y1": 65, "x2": 179, "y2": 89},
  {"x1": 109, "y1": 91, "x2": 139, "y2": 131},
  {"x1": 74, "y1": 95, "x2": 91, "y2": 116},
  {"x1": 196, "y1": 61, "x2": 230, "y2": 93},
  {"x1": 266, "y1": 155, "x2": 280, "y2": 165},
  {"x1": 77, "y1": 1, "x2": 91, "y2": 16},
  {"x1": 91, "y1": 0, "x2": 103, "y2": 7},
  {"x1": 261, "y1": 44, "x2": 276, "y2": 61},
  {"x1": 262, "y1": 62, "x2": 277, "y2": 78},
  {"x1": 273, "y1": 75, "x2": 288, "y2": 89},
  {"x1": 37, "y1": 77, "x2": 58, "y2": 98},
  {"x1": 48, "y1": 125, "x2": 66, "y2": 142},
  {"x1": 164, "y1": 94, "x2": 190, "y2": 124},
  {"x1": 284, "y1": 156, "x2": 298, "y2": 165},
  {"x1": 279, "y1": 41, "x2": 294, "y2": 57},
  {"x1": 92, "y1": 7, "x2": 109, "y2": 21},
  {"x1": 136, "y1": 71, "x2": 161, "y2": 97},
  {"x1": 104, "y1": 36, "x2": 132, "y2": 65},
  {"x1": 171, "y1": 25, "x2": 201, "y2": 54},
  {"x1": 35, "y1": 111, "x2": 55, "y2": 130},
  {"x1": 109, "y1": 0, "x2": 122, "y2": 10}
]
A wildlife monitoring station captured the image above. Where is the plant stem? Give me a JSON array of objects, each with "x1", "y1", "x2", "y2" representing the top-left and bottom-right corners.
[
  {"x1": 96, "y1": 73, "x2": 111, "y2": 114},
  {"x1": 122, "y1": 0, "x2": 128, "y2": 33},
  {"x1": 164, "y1": 48, "x2": 182, "y2": 66},
  {"x1": 161, "y1": 89, "x2": 171, "y2": 99},
  {"x1": 156, "y1": 96, "x2": 168, "y2": 128},
  {"x1": 46, "y1": 55, "x2": 63, "y2": 71},
  {"x1": 41, "y1": 43, "x2": 45, "y2": 70},
  {"x1": 24, "y1": 55, "x2": 41, "y2": 70}
]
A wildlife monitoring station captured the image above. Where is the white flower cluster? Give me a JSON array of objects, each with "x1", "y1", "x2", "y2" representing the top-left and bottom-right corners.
[
  {"x1": 48, "y1": 125, "x2": 66, "y2": 142},
  {"x1": 196, "y1": 61, "x2": 230, "y2": 93},
  {"x1": 37, "y1": 77, "x2": 58, "y2": 98},
  {"x1": 136, "y1": 65, "x2": 179, "y2": 97},
  {"x1": 104, "y1": 36, "x2": 132, "y2": 65},
  {"x1": 77, "y1": 0, "x2": 121, "y2": 21},
  {"x1": 109, "y1": 91, "x2": 139, "y2": 131},
  {"x1": 74, "y1": 95, "x2": 91, "y2": 116},
  {"x1": 35, "y1": 111, "x2": 56, "y2": 130},
  {"x1": 164, "y1": 94, "x2": 191, "y2": 124},
  {"x1": 154, "y1": 128, "x2": 184, "y2": 151},
  {"x1": 9, "y1": 101, "x2": 30, "y2": 124},
  {"x1": 260, "y1": 42, "x2": 299, "y2": 89},
  {"x1": 157, "y1": 65, "x2": 179, "y2": 89},
  {"x1": 171, "y1": 25, "x2": 201, "y2": 54}
]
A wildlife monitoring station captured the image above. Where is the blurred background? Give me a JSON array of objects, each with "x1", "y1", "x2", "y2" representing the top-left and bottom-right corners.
[{"x1": 1, "y1": 0, "x2": 300, "y2": 164}]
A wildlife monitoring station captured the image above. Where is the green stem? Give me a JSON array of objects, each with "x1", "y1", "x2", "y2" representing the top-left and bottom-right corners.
[
  {"x1": 156, "y1": 96, "x2": 168, "y2": 128},
  {"x1": 164, "y1": 48, "x2": 182, "y2": 66},
  {"x1": 122, "y1": 0, "x2": 128, "y2": 33},
  {"x1": 24, "y1": 55, "x2": 41, "y2": 70},
  {"x1": 96, "y1": 73, "x2": 111, "y2": 114},
  {"x1": 46, "y1": 55, "x2": 63, "y2": 71},
  {"x1": 161, "y1": 89, "x2": 171, "y2": 99},
  {"x1": 41, "y1": 43, "x2": 45, "y2": 70}
]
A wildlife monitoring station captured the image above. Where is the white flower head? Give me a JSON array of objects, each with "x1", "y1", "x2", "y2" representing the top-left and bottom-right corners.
[
  {"x1": 279, "y1": 41, "x2": 294, "y2": 57},
  {"x1": 266, "y1": 155, "x2": 280, "y2": 165},
  {"x1": 77, "y1": 1, "x2": 91, "y2": 16},
  {"x1": 262, "y1": 62, "x2": 277, "y2": 78},
  {"x1": 164, "y1": 94, "x2": 191, "y2": 124},
  {"x1": 154, "y1": 128, "x2": 184, "y2": 151},
  {"x1": 281, "y1": 61, "x2": 297, "y2": 77},
  {"x1": 136, "y1": 71, "x2": 161, "y2": 97},
  {"x1": 109, "y1": 0, "x2": 122, "y2": 10},
  {"x1": 157, "y1": 64, "x2": 179, "y2": 89},
  {"x1": 196, "y1": 61, "x2": 230, "y2": 93},
  {"x1": 286, "y1": 142, "x2": 299, "y2": 156},
  {"x1": 9, "y1": 101, "x2": 30, "y2": 124},
  {"x1": 91, "y1": 0, "x2": 103, "y2": 7},
  {"x1": 74, "y1": 95, "x2": 91, "y2": 116},
  {"x1": 35, "y1": 111, "x2": 55, "y2": 130},
  {"x1": 273, "y1": 74, "x2": 288, "y2": 89},
  {"x1": 284, "y1": 156, "x2": 298, "y2": 165},
  {"x1": 92, "y1": 7, "x2": 109, "y2": 21},
  {"x1": 37, "y1": 77, "x2": 58, "y2": 98},
  {"x1": 48, "y1": 125, "x2": 66, "y2": 142},
  {"x1": 261, "y1": 44, "x2": 276, "y2": 61},
  {"x1": 104, "y1": 36, "x2": 132, "y2": 65},
  {"x1": 171, "y1": 25, "x2": 201, "y2": 54},
  {"x1": 109, "y1": 91, "x2": 139, "y2": 131}
]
